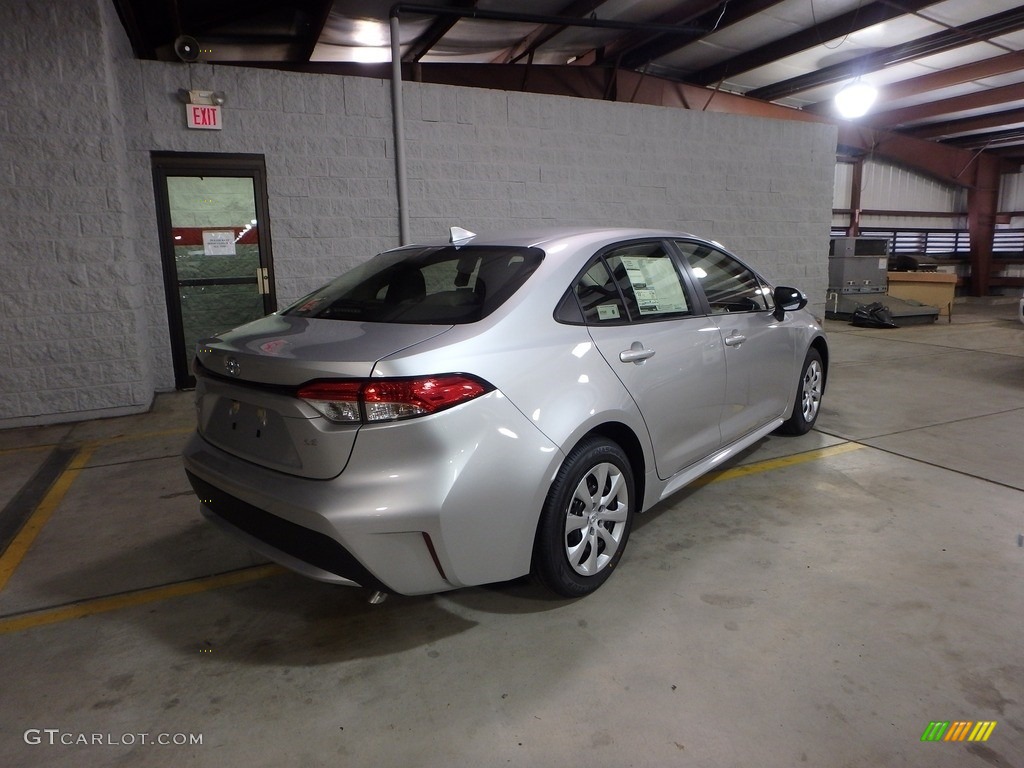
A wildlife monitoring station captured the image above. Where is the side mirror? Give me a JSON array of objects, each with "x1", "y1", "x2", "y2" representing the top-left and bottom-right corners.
[{"x1": 772, "y1": 286, "x2": 807, "y2": 321}]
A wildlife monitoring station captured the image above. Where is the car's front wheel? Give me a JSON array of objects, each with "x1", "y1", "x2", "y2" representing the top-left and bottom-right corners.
[
  {"x1": 779, "y1": 347, "x2": 824, "y2": 435},
  {"x1": 532, "y1": 437, "x2": 634, "y2": 597}
]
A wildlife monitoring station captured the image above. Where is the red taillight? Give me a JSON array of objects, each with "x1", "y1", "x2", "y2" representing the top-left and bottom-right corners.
[
  {"x1": 298, "y1": 375, "x2": 492, "y2": 423},
  {"x1": 296, "y1": 381, "x2": 363, "y2": 423}
]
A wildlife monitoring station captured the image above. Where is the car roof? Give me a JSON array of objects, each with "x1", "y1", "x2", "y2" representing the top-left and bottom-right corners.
[{"x1": 392, "y1": 226, "x2": 710, "y2": 253}]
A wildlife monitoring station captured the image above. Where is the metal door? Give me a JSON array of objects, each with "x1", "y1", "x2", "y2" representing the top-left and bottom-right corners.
[{"x1": 153, "y1": 153, "x2": 276, "y2": 388}]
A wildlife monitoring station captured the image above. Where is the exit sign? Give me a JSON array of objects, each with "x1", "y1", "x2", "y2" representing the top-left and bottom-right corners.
[{"x1": 185, "y1": 104, "x2": 222, "y2": 130}]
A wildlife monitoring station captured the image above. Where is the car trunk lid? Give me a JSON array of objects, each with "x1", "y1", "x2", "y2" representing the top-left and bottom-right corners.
[{"x1": 193, "y1": 315, "x2": 451, "y2": 479}]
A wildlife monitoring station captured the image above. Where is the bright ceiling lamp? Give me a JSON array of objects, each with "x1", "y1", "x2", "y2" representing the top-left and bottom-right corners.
[{"x1": 834, "y1": 81, "x2": 878, "y2": 119}]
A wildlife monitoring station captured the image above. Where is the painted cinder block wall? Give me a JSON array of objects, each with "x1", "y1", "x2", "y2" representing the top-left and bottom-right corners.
[
  {"x1": 0, "y1": 0, "x2": 152, "y2": 425},
  {"x1": 0, "y1": 0, "x2": 837, "y2": 428},
  {"x1": 397, "y1": 83, "x2": 835, "y2": 292}
]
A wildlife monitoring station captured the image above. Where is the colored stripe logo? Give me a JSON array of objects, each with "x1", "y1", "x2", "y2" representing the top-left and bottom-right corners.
[{"x1": 921, "y1": 721, "x2": 997, "y2": 742}]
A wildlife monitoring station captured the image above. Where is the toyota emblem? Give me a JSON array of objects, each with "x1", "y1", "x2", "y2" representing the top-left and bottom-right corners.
[{"x1": 224, "y1": 356, "x2": 240, "y2": 377}]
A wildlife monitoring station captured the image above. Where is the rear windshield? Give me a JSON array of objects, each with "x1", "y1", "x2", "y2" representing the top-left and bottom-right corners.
[{"x1": 283, "y1": 245, "x2": 544, "y2": 324}]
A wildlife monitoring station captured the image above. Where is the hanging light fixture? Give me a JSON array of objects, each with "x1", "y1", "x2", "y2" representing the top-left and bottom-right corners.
[{"x1": 834, "y1": 80, "x2": 878, "y2": 119}]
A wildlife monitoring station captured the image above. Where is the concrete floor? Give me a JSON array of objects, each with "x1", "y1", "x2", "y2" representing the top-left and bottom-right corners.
[{"x1": 1, "y1": 302, "x2": 1022, "y2": 768}]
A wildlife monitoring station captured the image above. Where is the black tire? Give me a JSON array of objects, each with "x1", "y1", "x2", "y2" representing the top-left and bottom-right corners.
[
  {"x1": 532, "y1": 437, "x2": 635, "y2": 598},
  {"x1": 779, "y1": 348, "x2": 824, "y2": 435}
]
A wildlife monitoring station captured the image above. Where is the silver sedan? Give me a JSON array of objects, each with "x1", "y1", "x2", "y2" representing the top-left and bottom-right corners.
[{"x1": 184, "y1": 227, "x2": 827, "y2": 598}]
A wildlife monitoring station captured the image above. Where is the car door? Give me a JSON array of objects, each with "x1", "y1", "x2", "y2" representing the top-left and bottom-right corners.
[
  {"x1": 674, "y1": 240, "x2": 795, "y2": 444},
  {"x1": 575, "y1": 240, "x2": 727, "y2": 479}
]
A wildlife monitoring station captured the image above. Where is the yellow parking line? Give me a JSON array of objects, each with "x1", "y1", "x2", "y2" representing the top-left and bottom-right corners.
[
  {"x1": 692, "y1": 441, "x2": 864, "y2": 488},
  {"x1": 0, "y1": 445, "x2": 96, "y2": 593},
  {"x1": 0, "y1": 428, "x2": 195, "y2": 590},
  {"x1": 0, "y1": 565, "x2": 285, "y2": 635}
]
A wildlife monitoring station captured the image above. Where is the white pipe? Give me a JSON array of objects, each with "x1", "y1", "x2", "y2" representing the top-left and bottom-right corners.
[{"x1": 390, "y1": 14, "x2": 410, "y2": 245}]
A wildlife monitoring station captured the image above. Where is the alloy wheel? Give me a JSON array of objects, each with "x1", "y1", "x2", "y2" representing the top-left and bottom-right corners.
[{"x1": 564, "y1": 462, "x2": 629, "y2": 576}]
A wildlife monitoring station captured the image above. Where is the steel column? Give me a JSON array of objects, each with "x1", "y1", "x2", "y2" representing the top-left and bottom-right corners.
[{"x1": 967, "y1": 155, "x2": 1001, "y2": 296}]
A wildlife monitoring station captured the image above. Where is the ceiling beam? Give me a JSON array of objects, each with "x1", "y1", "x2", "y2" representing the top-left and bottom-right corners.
[
  {"x1": 615, "y1": 0, "x2": 789, "y2": 71},
  {"x1": 499, "y1": 0, "x2": 605, "y2": 64},
  {"x1": 746, "y1": 5, "x2": 1024, "y2": 102},
  {"x1": 986, "y1": 146, "x2": 1024, "y2": 164},
  {"x1": 866, "y1": 82, "x2": 1024, "y2": 129},
  {"x1": 834, "y1": 123, "x2": 1003, "y2": 187},
  {"x1": 389, "y1": 3, "x2": 705, "y2": 36},
  {"x1": 804, "y1": 50, "x2": 1024, "y2": 114},
  {"x1": 403, "y1": 0, "x2": 478, "y2": 62},
  {"x1": 688, "y1": 0, "x2": 942, "y2": 88},
  {"x1": 907, "y1": 107, "x2": 1024, "y2": 141},
  {"x1": 296, "y1": 0, "x2": 335, "y2": 63},
  {"x1": 382, "y1": 0, "x2": 710, "y2": 72},
  {"x1": 869, "y1": 50, "x2": 1024, "y2": 103},
  {"x1": 943, "y1": 127, "x2": 1024, "y2": 151}
]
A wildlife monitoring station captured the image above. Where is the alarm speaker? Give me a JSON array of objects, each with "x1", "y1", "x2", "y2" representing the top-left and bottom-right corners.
[{"x1": 173, "y1": 35, "x2": 201, "y2": 63}]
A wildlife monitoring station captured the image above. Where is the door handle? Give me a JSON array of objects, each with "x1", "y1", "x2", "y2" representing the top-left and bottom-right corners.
[
  {"x1": 724, "y1": 332, "x2": 746, "y2": 347},
  {"x1": 256, "y1": 267, "x2": 270, "y2": 295},
  {"x1": 619, "y1": 341, "x2": 656, "y2": 364}
]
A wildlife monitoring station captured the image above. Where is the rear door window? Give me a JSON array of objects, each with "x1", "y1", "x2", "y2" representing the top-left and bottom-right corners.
[
  {"x1": 574, "y1": 259, "x2": 628, "y2": 324},
  {"x1": 565, "y1": 241, "x2": 694, "y2": 325}
]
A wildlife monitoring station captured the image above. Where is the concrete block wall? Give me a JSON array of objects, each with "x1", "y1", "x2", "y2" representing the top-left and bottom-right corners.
[
  {"x1": 0, "y1": 0, "x2": 152, "y2": 426},
  {"x1": 0, "y1": 0, "x2": 836, "y2": 427},
  {"x1": 400, "y1": 83, "x2": 836, "y2": 293}
]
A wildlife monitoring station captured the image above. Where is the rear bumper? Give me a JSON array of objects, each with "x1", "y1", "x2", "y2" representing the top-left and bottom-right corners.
[
  {"x1": 182, "y1": 391, "x2": 562, "y2": 595},
  {"x1": 186, "y1": 470, "x2": 389, "y2": 591}
]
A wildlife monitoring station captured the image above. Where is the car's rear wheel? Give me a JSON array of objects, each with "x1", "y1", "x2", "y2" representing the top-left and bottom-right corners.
[
  {"x1": 779, "y1": 348, "x2": 824, "y2": 435},
  {"x1": 533, "y1": 437, "x2": 634, "y2": 597}
]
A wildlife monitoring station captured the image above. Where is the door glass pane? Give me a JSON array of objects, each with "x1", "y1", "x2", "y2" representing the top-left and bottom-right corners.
[
  {"x1": 167, "y1": 176, "x2": 265, "y2": 353},
  {"x1": 574, "y1": 259, "x2": 627, "y2": 324},
  {"x1": 604, "y1": 242, "x2": 692, "y2": 321},
  {"x1": 675, "y1": 241, "x2": 769, "y2": 314},
  {"x1": 179, "y1": 284, "x2": 265, "y2": 355}
]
